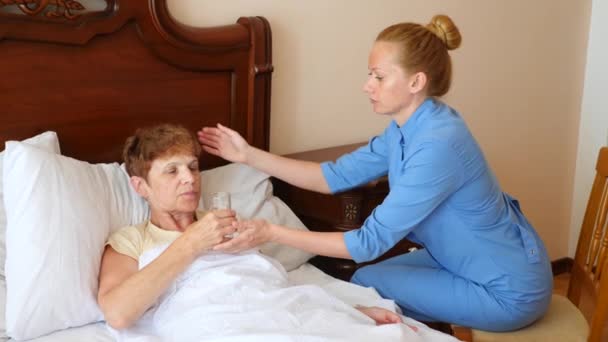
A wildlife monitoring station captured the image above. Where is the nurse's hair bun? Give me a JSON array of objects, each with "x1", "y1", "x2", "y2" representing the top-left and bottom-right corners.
[{"x1": 426, "y1": 14, "x2": 461, "y2": 51}]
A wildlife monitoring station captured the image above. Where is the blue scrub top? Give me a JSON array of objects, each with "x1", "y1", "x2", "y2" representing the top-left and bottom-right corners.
[{"x1": 321, "y1": 98, "x2": 552, "y2": 301}]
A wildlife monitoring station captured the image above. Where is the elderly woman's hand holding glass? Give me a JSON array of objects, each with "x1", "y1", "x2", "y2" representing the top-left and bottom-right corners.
[{"x1": 178, "y1": 208, "x2": 236, "y2": 253}]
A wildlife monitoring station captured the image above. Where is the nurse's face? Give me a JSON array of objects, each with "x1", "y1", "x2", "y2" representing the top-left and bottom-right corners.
[{"x1": 363, "y1": 41, "x2": 418, "y2": 125}]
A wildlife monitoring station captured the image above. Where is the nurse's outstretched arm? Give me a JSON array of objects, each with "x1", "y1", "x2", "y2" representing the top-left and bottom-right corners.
[
  {"x1": 198, "y1": 124, "x2": 330, "y2": 194},
  {"x1": 214, "y1": 219, "x2": 352, "y2": 259}
]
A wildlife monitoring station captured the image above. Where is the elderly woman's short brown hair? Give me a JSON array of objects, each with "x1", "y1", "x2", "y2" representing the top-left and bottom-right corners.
[{"x1": 123, "y1": 123, "x2": 201, "y2": 179}]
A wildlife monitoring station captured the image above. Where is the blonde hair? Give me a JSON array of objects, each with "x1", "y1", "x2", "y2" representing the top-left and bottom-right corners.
[
  {"x1": 123, "y1": 123, "x2": 201, "y2": 179},
  {"x1": 376, "y1": 14, "x2": 461, "y2": 97}
]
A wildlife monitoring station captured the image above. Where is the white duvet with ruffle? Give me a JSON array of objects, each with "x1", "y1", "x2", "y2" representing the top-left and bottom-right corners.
[{"x1": 111, "y1": 246, "x2": 458, "y2": 342}]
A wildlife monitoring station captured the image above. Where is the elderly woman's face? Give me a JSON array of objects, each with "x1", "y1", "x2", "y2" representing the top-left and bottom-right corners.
[{"x1": 144, "y1": 153, "x2": 201, "y2": 214}]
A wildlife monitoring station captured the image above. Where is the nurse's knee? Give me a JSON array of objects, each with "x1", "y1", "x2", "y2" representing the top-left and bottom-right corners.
[{"x1": 350, "y1": 265, "x2": 378, "y2": 286}]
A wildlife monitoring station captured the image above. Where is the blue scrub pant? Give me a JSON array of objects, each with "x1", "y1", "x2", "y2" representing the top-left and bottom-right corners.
[{"x1": 350, "y1": 249, "x2": 545, "y2": 331}]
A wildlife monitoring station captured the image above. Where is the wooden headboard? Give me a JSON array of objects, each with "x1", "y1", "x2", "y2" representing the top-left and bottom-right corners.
[{"x1": 0, "y1": 0, "x2": 272, "y2": 169}]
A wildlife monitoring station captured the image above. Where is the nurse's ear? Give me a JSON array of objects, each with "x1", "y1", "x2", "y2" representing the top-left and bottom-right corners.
[{"x1": 409, "y1": 72, "x2": 427, "y2": 93}]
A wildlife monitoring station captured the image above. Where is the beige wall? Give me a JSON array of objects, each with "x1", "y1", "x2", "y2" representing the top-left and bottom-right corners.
[
  {"x1": 570, "y1": 0, "x2": 608, "y2": 256},
  {"x1": 168, "y1": 0, "x2": 592, "y2": 259}
]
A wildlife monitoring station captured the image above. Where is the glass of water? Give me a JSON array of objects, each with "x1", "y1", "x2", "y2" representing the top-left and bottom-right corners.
[
  {"x1": 209, "y1": 192, "x2": 236, "y2": 239},
  {"x1": 210, "y1": 191, "x2": 231, "y2": 210}
]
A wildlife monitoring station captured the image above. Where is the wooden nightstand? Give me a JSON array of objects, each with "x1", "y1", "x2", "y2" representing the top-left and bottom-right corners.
[{"x1": 272, "y1": 142, "x2": 419, "y2": 281}]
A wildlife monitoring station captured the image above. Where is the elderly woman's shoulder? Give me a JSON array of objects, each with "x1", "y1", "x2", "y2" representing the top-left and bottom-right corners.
[{"x1": 107, "y1": 221, "x2": 148, "y2": 244}]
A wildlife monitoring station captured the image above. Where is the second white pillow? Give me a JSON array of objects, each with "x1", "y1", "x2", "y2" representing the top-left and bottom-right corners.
[{"x1": 200, "y1": 163, "x2": 314, "y2": 271}]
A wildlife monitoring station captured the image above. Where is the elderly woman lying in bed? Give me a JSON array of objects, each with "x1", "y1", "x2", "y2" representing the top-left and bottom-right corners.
[{"x1": 97, "y1": 124, "x2": 419, "y2": 341}]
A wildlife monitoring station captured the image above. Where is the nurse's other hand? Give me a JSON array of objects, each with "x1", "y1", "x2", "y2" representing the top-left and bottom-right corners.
[
  {"x1": 212, "y1": 219, "x2": 272, "y2": 253},
  {"x1": 197, "y1": 124, "x2": 249, "y2": 164}
]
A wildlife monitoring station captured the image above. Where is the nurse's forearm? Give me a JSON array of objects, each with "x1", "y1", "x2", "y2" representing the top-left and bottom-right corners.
[
  {"x1": 270, "y1": 224, "x2": 352, "y2": 259},
  {"x1": 245, "y1": 146, "x2": 331, "y2": 194}
]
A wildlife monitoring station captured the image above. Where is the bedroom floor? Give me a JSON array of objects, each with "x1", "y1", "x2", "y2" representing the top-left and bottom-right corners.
[{"x1": 552, "y1": 272, "x2": 570, "y2": 296}]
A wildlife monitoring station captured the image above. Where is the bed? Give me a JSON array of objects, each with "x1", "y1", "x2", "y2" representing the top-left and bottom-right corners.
[{"x1": 0, "y1": 1, "x2": 459, "y2": 341}]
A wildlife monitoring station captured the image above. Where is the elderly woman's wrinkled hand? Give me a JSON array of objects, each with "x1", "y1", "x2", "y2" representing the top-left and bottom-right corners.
[
  {"x1": 212, "y1": 219, "x2": 272, "y2": 253},
  {"x1": 182, "y1": 209, "x2": 237, "y2": 256}
]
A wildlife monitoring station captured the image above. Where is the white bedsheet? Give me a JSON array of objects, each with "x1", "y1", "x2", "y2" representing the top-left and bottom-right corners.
[{"x1": 6, "y1": 252, "x2": 459, "y2": 342}]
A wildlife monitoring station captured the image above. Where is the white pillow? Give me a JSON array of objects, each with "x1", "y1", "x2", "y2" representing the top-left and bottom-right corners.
[
  {"x1": 3, "y1": 142, "x2": 149, "y2": 340},
  {"x1": 0, "y1": 131, "x2": 60, "y2": 277},
  {"x1": 200, "y1": 163, "x2": 314, "y2": 271},
  {"x1": 0, "y1": 131, "x2": 60, "y2": 340}
]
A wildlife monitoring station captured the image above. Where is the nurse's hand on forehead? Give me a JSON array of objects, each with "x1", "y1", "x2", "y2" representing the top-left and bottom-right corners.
[{"x1": 198, "y1": 124, "x2": 249, "y2": 163}]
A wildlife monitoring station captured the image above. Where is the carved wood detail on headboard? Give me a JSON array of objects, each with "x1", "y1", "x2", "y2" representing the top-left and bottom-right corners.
[
  {"x1": 0, "y1": 0, "x2": 96, "y2": 20},
  {"x1": 0, "y1": 0, "x2": 273, "y2": 169}
]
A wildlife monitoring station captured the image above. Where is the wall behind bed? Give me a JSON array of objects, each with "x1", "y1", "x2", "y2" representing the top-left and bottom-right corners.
[{"x1": 168, "y1": 0, "x2": 592, "y2": 260}]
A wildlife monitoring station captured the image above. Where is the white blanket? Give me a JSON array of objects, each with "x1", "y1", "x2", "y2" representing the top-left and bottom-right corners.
[{"x1": 112, "y1": 246, "x2": 458, "y2": 342}]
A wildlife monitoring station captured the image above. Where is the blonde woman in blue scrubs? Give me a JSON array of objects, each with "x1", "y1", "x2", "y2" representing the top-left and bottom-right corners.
[{"x1": 198, "y1": 14, "x2": 553, "y2": 332}]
